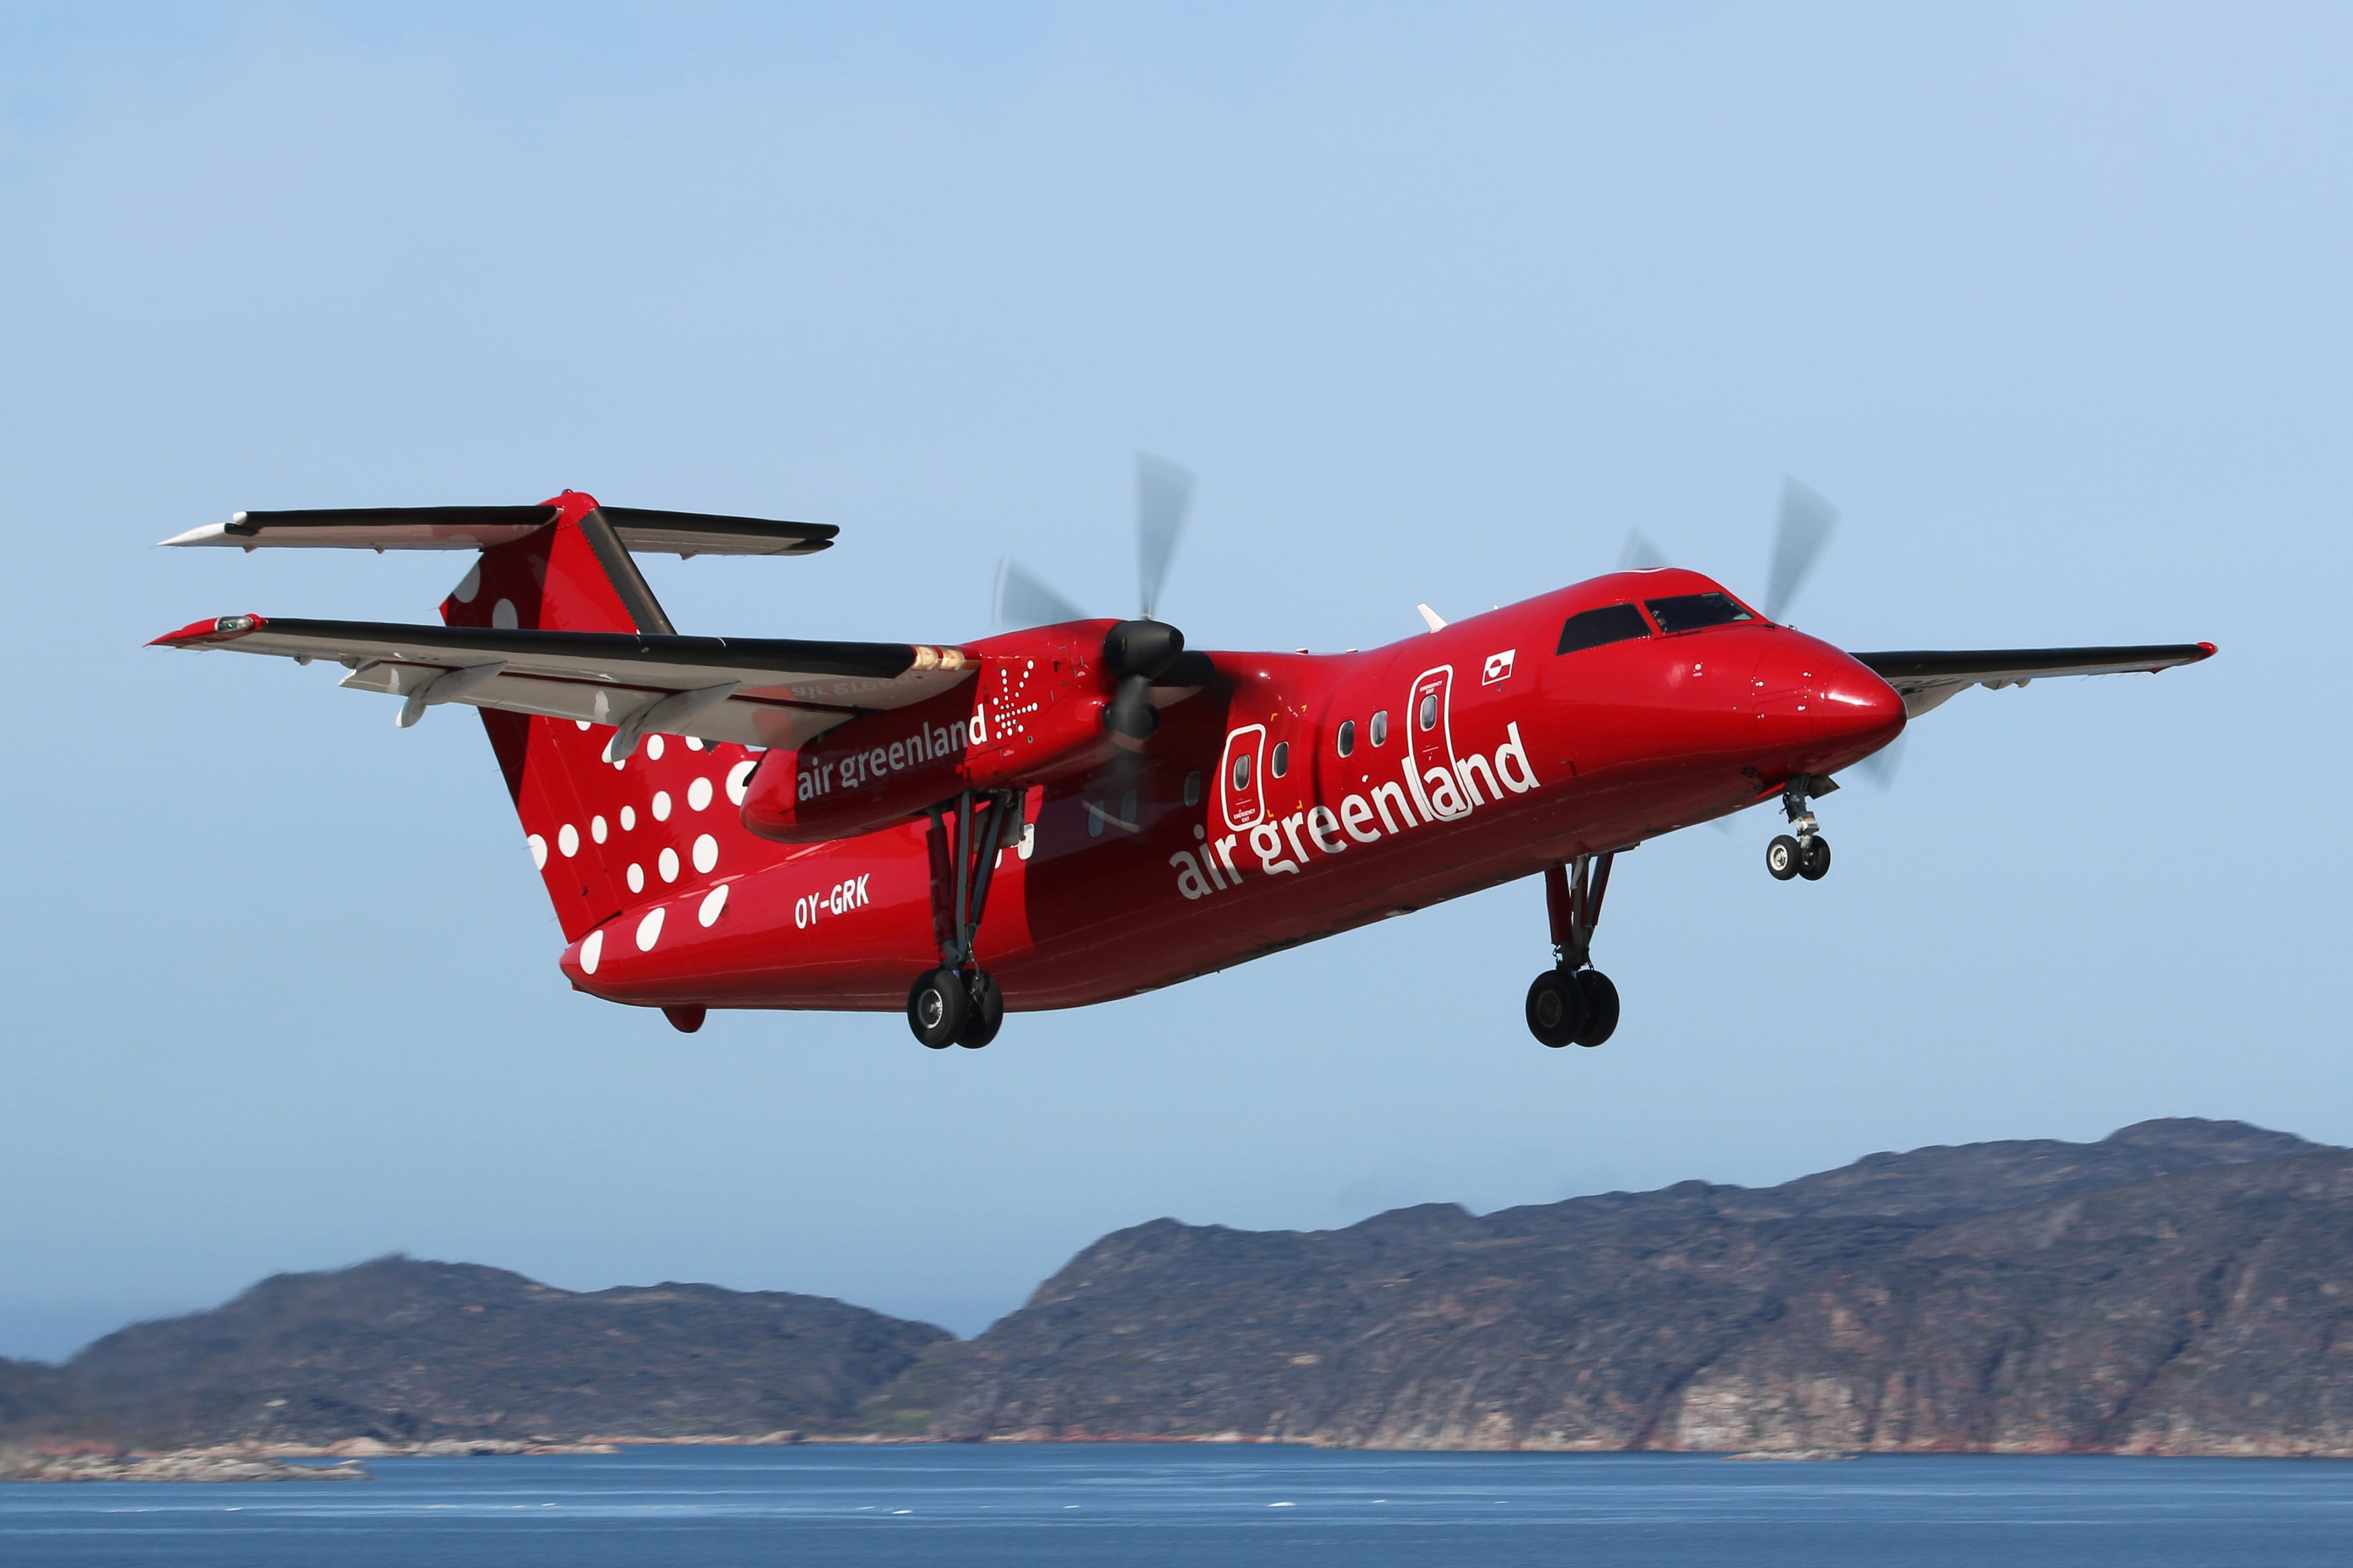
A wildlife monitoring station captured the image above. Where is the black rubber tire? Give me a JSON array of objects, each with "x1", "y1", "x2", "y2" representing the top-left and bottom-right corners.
[
  {"x1": 906, "y1": 969, "x2": 969, "y2": 1049},
  {"x1": 1572, "y1": 969, "x2": 1621, "y2": 1048},
  {"x1": 1798, "y1": 835, "x2": 1832, "y2": 881},
  {"x1": 1525, "y1": 969, "x2": 1587, "y2": 1048},
  {"x1": 956, "y1": 971, "x2": 1004, "y2": 1049},
  {"x1": 1766, "y1": 834, "x2": 1801, "y2": 880}
]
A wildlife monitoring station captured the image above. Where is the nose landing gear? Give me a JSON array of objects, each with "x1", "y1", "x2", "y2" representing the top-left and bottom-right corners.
[
  {"x1": 907, "y1": 789, "x2": 1016, "y2": 1049},
  {"x1": 1526, "y1": 852, "x2": 1622, "y2": 1048},
  {"x1": 1766, "y1": 776, "x2": 1835, "y2": 882}
]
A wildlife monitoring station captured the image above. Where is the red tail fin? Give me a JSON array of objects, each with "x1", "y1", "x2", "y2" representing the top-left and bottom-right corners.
[{"x1": 442, "y1": 491, "x2": 790, "y2": 942}]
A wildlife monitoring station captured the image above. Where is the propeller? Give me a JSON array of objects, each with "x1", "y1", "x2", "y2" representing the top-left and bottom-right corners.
[
  {"x1": 994, "y1": 454, "x2": 1201, "y2": 751},
  {"x1": 1765, "y1": 477, "x2": 1839, "y2": 622}
]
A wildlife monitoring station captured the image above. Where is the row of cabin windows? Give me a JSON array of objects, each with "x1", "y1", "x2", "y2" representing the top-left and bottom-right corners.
[
  {"x1": 1557, "y1": 591, "x2": 1754, "y2": 655},
  {"x1": 1232, "y1": 693, "x2": 1447, "y2": 792}
]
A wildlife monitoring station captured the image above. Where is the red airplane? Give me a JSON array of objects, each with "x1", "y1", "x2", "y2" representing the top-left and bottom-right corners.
[{"x1": 151, "y1": 472, "x2": 2212, "y2": 1050}]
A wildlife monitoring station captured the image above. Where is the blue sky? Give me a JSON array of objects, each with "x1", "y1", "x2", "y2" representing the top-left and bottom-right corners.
[{"x1": 2, "y1": 2, "x2": 2346, "y2": 1359}]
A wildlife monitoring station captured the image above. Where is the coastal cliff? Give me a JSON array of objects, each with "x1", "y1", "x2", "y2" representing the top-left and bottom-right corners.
[{"x1": 900, "y1": 1118, "x2": 2353, "y2": 1454}]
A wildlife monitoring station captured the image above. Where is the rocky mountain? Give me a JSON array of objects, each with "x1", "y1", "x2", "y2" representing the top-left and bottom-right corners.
[
  {"x1": 30, "y1": 1257, "x2": 949, "y2": 1448},
  {"x1": 889, "y1": 1118, "x2": 2353, "y2": 1454},
  {"x1": 13, "y1": 1119, "x2": 2352, "y2": 1458}
]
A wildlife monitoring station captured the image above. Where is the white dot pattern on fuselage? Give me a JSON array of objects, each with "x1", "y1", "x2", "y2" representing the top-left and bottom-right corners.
[
  {"x1": 692, "y1": 834, "x2": 717, "y2": 874},
  {"x1": 558, "y1": 823, "x2": 579, "y2": 858},
  {"x1": 580, "y1": 929, "x2": 603, "y2": 974},
  {"x1": 635, "y1": 907, "x2": 664, "y2": 951},
  {"x1": 698, "y1": 885, "x2": 728, "y2": 927},
  {"x1": 659, "y1": 848, "x2": 680, "y2": 883},
  {"x1": 652, "y1": 792, "x2": 672, "y2": 822},
  {"x1": 688, "y1": 777, "x2": 713, "y2": 812}
]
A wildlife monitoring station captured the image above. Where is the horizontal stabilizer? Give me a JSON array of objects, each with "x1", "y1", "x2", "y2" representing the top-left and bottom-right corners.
[
  {"x1": 150, "y1": 614, "x2": 969, "y2": 751},
  {"x1": 161, "y1": 505, "x2": 836, "y2": 558},
  {"x1": 1851, "y1": 642, "x2": 2215, "y2": 717}
]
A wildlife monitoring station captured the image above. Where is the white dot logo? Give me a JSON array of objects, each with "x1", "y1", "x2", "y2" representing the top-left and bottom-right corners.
[
  {"x1": 627, "y1": 864, "x2": 645, "y2": 893},
  {"x1": 698, "y1": 884, "x2": 729, "y2": 927},
  {"x1": 652, "y1": 791, "x2": 672, "y2": 822},
  {"x1": 580, "y1": 929, "x2": 603, "y2": 975},
  {"x1": 591, "y1": 815, "x2": 608, "y2": 844},
  {"x1": 557, "y1": 823, "x2": 580, "y2": 858},
  {"x1": 452, "y1": 563, "x2": 481, "y2": 604},
  {"x1": 528, "y1": 834, "x2": 548, "y2": 870},
  {"x1": 692, "y1": 834, "x2": 718, "y2": 874},
  {"x1": 687, "y1": 777, "x2": 713, "y2": 812},
  {"x1": 659, "y1": 848, "x2": 680, "y2": 882},
  {"x1": 647, "y1": 735, "x2": 665, "y2": 761},
  {"x1": 492, "y1": 598, "x2": 518, "y2": 629},
  {"x1": 621, "y1": 806, "x2": 637, "y2": 831},
  {"x1": 635, "y1": 907, "x2": 665, "y2": 951},
  {"x1": 727, "y1": 760, "x2": 756, "y2": 804}
]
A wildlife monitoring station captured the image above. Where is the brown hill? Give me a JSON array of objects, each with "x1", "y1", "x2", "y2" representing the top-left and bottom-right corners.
[
  {"x1": 893, "y1": 1118, "x2": 2353, "y2": 1454},
  {"x1": 48, "y1": 1257, "x2": 948, "y2": 1447}
]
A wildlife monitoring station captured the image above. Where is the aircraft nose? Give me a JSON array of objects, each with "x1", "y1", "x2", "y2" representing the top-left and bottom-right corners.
[{"x1": 1749, "y1": 636, "x2": 1906, "y2": 772}]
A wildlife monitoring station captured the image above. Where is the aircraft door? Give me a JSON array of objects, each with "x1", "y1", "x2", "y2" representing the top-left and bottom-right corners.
[
  {"x1": 1218, "y1": 723, "x2": 1266, "y2": 832},
  {"x1": 1407, "y1": 665, "x2": 1470, "y2": 821}
]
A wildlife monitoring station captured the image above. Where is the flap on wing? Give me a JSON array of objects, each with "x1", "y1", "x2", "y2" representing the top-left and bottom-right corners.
[
  {"x1": 1851, "y1": 643, "x2": 2215, "y2": 717},
  {"x1": 161, "y1": 505, "x2": 836, "y2": 557},
  {"x1": 151, "y1": 614, "x2": 969, "y2": 750}
]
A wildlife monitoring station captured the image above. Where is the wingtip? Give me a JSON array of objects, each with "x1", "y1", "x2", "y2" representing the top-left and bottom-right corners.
[
  {"x1": 149, "y1": 613, "x2": 264, "y2": 647},
  {"x1": 158, "y1": 522, "x2": 231, "y2": 547}
]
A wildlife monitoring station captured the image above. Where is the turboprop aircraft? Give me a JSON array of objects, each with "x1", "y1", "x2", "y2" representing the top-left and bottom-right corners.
[{"x1": 151, "y1": 469, "x2": 2212, "y2": 1049}]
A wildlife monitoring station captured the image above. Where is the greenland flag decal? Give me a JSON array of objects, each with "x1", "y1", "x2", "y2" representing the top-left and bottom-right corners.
[{"x1": 1482, "y1": 649, "x2": 1516, "y2": 684}]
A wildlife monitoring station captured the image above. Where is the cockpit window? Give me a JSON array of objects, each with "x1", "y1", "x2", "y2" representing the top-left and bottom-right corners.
[
  {"x1": 1556, "y1": 603, "x2": 1651, "y2": 655},
  {"x1": 1644, "y1": 592, "x2": 1755, "y2": 634}
]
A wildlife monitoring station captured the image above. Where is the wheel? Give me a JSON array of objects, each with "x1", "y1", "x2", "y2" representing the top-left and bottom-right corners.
[
  {"x1": 906, "y1": 969, "x2": 969, "y2": 1049},
  {"x1": 1798, "y1": 835, "x2": 1831, "y2": 881},
  {"x1": 1766, "y1": 834, "x2": 1801, "y2": 880},
  {"x1": 956, "y1": 971, "x2": 1004, "y2": 1049},
  {"x1": 1525, "y1": 968, "x2": 1588, "y2": 1048},
  {"x1": 1571, "y1": 969, "x2": 1620, "y2": 1047}
]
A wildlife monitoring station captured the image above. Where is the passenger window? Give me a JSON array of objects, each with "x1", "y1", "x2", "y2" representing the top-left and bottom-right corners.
[
  {"x1": 1370, "y1": 710, "x2": 1390, "y2": 747},
  {"x1": 1271, "y1": 741, "x2": 1289, "y2": 778},
  {"x1": 1644, "y1": 592, "x2": 1755, "y2": 634},
  {"x1": 1336, "y1": 719, "x2": 1355, "y2": 757},
  {"x1": 1557, "y1": 603, "x2": 1651, "y2": 655}
]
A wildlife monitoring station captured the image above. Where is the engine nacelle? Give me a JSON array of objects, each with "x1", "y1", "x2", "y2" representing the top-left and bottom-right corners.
[{"x1": 741, "y1": 636, "x2": 1118, "y2": 843}]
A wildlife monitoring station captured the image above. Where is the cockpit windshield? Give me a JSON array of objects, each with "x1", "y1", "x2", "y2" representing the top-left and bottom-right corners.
[
  {"x1": 1556, "y1": 603, "x2": 1650, "y2": 655},
  {"x1": 1644, "y1": 592, "x2": 1755, "y2": 634}
]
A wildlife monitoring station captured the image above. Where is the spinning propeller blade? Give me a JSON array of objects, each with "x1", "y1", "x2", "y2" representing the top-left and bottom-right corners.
[
  {"x1": 992, "y1": 558, "x2": 1088, "y2": 630},
  {"x1": 1135, "y1": 453, "x2": 1193, "y2": 621},
  {"x1": 1618, "y1": 530, "x2": 1672, "y2": 571},
  {"x1": 1765, "y1": 477, "x2": 1839, "y2": 622}
]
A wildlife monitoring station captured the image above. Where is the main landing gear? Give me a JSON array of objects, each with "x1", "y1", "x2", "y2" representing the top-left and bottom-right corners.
[
  {"x1": 908, "y1": 789, "x2": 1015, "y2": 1050},
  {"x1": 1526, "y1": 852, "x2": 1622, "y2": 1048},
  {"x1": 1765, "y1": 776, "x2": 1835, "y2": 883}
]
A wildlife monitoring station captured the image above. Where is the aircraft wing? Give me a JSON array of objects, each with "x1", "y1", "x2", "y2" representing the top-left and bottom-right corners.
[
  {"x1": 150, "y1": 614, "x2": 970, "y2": 751},
  {"x1": 1849, "y1": 643, "x2": 2215, "y2": 718}
]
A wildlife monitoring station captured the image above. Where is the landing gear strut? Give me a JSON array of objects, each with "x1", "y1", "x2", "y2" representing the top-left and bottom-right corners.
[
  {"x1": 907, "y1": 789, "x2": 1015, "y2": 1050},
  {"x1": 1526, "y1": 853, "x2": 1622, "y2": 1048},
  {"x1": 1766, "y1": 776, "x2": 1835, "y2": 882}
]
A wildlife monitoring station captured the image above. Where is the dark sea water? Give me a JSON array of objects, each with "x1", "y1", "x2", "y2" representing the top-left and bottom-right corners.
[{"x1": 3, "y1": 1444, "x2": 2350, "y2": 1567}]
